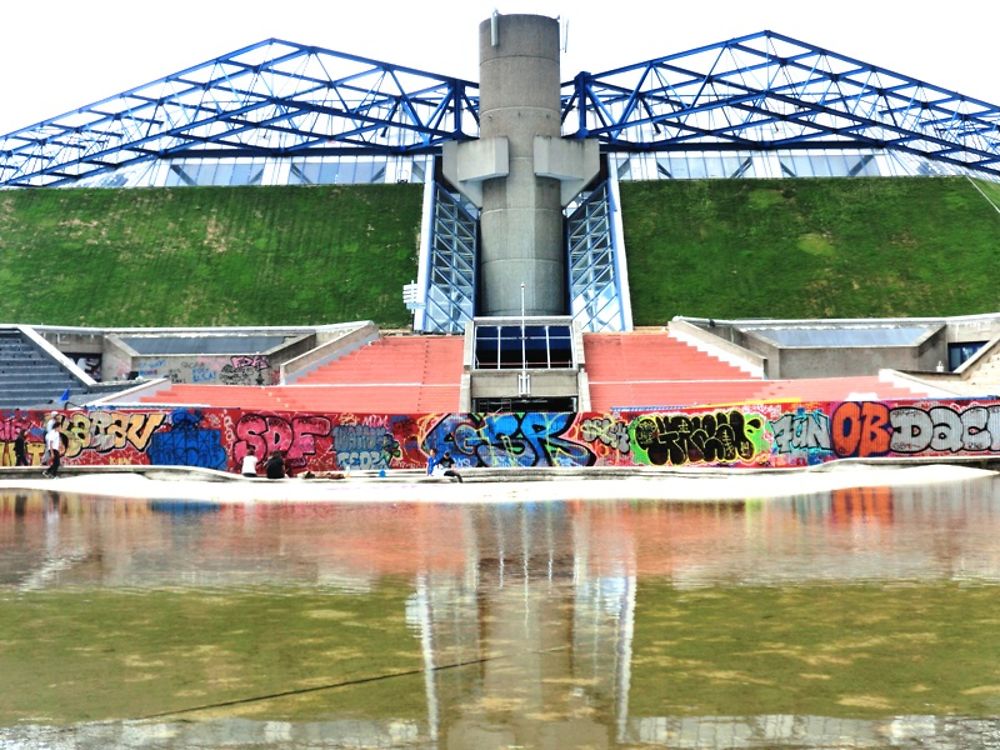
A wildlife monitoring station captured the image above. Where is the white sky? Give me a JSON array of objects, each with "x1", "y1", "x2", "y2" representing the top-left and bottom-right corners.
[{"x1": 1, "y1": 0, "x2": 998, "y2": 135}]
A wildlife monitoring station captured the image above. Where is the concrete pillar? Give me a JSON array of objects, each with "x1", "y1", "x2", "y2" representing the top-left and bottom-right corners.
[{"x1": 478, "y1": 14, "x2": 564, "y2": 317}]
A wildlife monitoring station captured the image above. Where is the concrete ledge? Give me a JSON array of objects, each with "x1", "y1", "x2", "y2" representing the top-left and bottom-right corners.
[
  {"x1": 533, "y1": 136, "x2": 600, "y2": 205},
  {"x1": 441, "y1": 138, "x2": 509, "y2": 207}
]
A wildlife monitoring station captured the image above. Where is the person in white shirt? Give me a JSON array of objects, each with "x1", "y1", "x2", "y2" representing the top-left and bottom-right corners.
[
  {"x1": 42, "y1": 412, "x2": 58, "y2": 464},
  {"x1": 43, "y1": 417, "x2": 63, "y2": 478},
  {"x1": 241, "y1": 446, "x2": 259, "y2": 477}
]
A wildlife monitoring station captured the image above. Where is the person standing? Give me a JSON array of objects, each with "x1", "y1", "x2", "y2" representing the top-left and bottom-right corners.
[
  {"x1": 13, "y1": 428, "x2": 28, "y2": 467},
  {"x1": 42, "y1": 412, "x2": 58, "y2": 464},
  {"x1": 43, "y1": 418, "x2": 63, "y2": 478}
]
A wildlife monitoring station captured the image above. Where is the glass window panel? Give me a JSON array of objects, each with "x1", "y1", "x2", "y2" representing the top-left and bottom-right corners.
[
  {"x1": 704, "y1": 155, "x2": 727, "y2": 178},
  {"x1": 318, "y1": 163, "x2": 334, "y2": 183},
  {"x1": 288, "y1": 163, "x2": 308, "y2": 185},
  {"x1": 687, "y1": 155, "x2": 708, "y2": 179},
  {"x1": 826, "y1": 155, "x2": 850, "y2": 176},
  {"x1": 230, "y1": 164, "x2": 252, "y2": 185},
  {"x1": 810, "y1": 155, "x2": 832, "y2": 177},
  {"x1": 354, "y1": 162, "x2": 376, "y2": 184},
  {"x1": 193, "y1": 163, "x2": 214, "y2": 186},
  {"x1": 179, "y1": 163, "x2": 200, "y2": 185},
  {"x1": 214, "y1": 163, "x2": 234, "y2": 185},
  {"x1": 791, "y1": 156, "x2": 813, "y2": 177},
  {"x1": 853, "y1": 155, "x2": 880, "y2": 176},
  {"x1": 302, "y1": 163, "x2": 320, "y2": 184},
  {"x1": 670, "y1": 156, "x2": 690, "y2": 180},
  {"x1": 165, "y1": 166, "x2": 184, "y2": 187}
]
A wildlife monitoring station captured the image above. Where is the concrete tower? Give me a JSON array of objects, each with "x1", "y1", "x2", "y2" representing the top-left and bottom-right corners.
[{"x1": 443, "y1": 13, "x2": 598, "y2": 317}]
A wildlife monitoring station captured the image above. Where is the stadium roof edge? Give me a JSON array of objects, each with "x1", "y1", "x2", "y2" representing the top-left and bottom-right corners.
[{"x1": 3, "y1": 29, "x2": 1000, "y2": 187}]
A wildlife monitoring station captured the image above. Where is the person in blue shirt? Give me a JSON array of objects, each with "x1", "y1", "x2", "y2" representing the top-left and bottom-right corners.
[{"x1": 426, "y1": 447, "x2": 442, "y2": 476}]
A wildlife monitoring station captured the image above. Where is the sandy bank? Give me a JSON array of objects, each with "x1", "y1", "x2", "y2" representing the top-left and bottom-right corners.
[{"x1": 0, "y1": 463, "x2": 994, "y2": 503}]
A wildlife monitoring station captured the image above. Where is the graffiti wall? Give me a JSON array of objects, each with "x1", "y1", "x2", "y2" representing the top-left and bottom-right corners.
[
  {"x1": 2, "y1": 399, "x2": 1000, "y2": 472},
  {"x1": 122, "y1": 354, "x2": 278, "y2": 385}
]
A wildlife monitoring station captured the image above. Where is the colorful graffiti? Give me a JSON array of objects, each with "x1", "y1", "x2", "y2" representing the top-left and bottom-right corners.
[
  {"x1": 628, "y1": 410, "x2": 767, "y2": 467},
  {"x1": 125, "y1": 354, "x2": 277, "y2": 386},
  {"x1": 3, "y1": 398, "x2": 1000, "y2": 472},
  {"x1": 422, "y1": 412, "x2": 596, "y2": 467}
]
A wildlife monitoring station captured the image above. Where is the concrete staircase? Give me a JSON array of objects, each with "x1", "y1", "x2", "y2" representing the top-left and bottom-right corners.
[
  {"x1": 0, "y1": 329, "x2": 85, "y2": 409},
  {"x1": 137, "y1": 335, "x2": 466, "y2": 413}
]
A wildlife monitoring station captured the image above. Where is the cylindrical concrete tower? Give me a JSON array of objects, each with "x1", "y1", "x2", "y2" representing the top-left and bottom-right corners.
[{"x1": 478, "y1": 14, "x2": 564, "y2": 316}]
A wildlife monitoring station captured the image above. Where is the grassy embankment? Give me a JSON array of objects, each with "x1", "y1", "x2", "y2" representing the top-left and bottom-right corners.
[
  {"x1": 1, "y1": 176, "x2": 997, "y2": 328},
  {"x1": 621, "y1": 176, "x2": 1000, "y2": 323},
  {"x1": 0, "y1": 184, "x2": 422, "y2": 328}
]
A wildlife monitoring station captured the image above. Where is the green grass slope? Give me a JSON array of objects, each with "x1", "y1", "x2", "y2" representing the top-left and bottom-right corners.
[
  {"x1": 0, "y1": 184, "x2": 422, "y2": 327},
  {"x1": 1, "y1": 176, "x2": 996, "y2": 329},
  {"x1": 621, "y1": 176, "x2": 1000, "y2": 323}
]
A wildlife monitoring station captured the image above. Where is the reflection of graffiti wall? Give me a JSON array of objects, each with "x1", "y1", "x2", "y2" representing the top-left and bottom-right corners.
[
  {"x1": 124, "y1": 354, "x2": 278, "y2": 385},
  {"x1": 2, "y1": 399, "x2": 1000, "y2": 471}
]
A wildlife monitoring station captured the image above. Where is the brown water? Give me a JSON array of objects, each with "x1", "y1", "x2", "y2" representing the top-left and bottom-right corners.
[{"x1": 2, "y1": 475, "x2": 1000, "y2": 748}]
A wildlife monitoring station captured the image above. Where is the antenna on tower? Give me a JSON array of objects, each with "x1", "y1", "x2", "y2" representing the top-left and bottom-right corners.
[
  {"x1": 491, "y1": 9, "x2": 500, "y2": 47},
  {"x1": 561, "y1": 18, "x2": 570, "y2": 53}
]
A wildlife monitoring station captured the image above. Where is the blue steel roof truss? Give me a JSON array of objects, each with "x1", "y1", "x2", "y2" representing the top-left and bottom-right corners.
[
  {"x1": 0, "y1": 39, "x2": 479, "y2": 187},
  {"x1": 563, "y1": 31, "x2": 1000, "y2": 175},
  {"x1": 3, "y1": 30, "x2": 1000, "y2": 187}
]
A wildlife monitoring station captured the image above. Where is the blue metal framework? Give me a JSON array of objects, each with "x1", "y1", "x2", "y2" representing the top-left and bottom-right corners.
[
  {"x1": 0, "y1": 39, "x2": 478, "y2": 187},
  {"x1": 567, "y1": 181, "x2": 630, "y2": 332},
  {"x1": 4, "y1": 30, "x2": 1000, "y2": 187},
  {"x1": 562, "y1": 30, "x2": 1000, "y2": 177},
  {"x1": 416, "y1": 182, "x2": 478, "y2": 334}
]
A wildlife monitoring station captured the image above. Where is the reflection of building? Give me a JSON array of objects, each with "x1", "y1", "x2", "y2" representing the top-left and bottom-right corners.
[{"x1": 3, "y1": 482, "x2": 1000, "y2": 747}]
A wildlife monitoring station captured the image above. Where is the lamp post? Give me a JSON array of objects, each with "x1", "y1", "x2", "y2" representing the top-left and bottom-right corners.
[{"x1": 518, "y1": 282, "x2": 530, "y2": 397}]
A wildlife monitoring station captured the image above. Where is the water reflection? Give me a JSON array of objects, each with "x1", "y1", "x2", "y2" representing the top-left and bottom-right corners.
[
  {"x1": 5, "y1": 479, "x2": 1000, "y2": 591},
  {"x1": 1, "y1": 475, "x2": 999, "y2": 749}
]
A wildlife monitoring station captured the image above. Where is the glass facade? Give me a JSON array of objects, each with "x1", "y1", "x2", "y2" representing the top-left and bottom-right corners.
[
  {"x1": 612, "y1": 148, "x2": 964, "y2": 182},
  {"x1": 164, "y1": 160, "x2": 266, "y2": 187},
  {"x1": 69, "y1": 145, "x2": 993, "y2": 190},
  {"x1": 73, "y1": 154, "x2": 425, "y2": 189},
  {"x1": 473, "y1": 324, "x2": 574, "y2": 370},
  {"x1": 288, "y1": 158, "x2": 387, "y2": 186}
]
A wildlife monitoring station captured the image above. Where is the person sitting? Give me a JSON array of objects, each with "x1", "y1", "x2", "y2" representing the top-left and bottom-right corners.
[
  {"x1": 426, "y1": 448, "x2": 462, "y2": 482},
  {"x1": 241, "y1": 446, "x2": 259, "y2": 477},
  {"x1": 438, "y1": 451, "x2": 463, "y2": 483},
  {"x1": 263, "y1": 450, "x2": 288, "y2": 479},
  {"x1": 426, "y1": 447, "x2": 442, "y2": 476}
]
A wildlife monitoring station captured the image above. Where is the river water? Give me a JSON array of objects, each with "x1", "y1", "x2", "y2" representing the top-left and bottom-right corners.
[{"x1": 2, "y1": 475, "x2": 1000, "y2": 749}]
